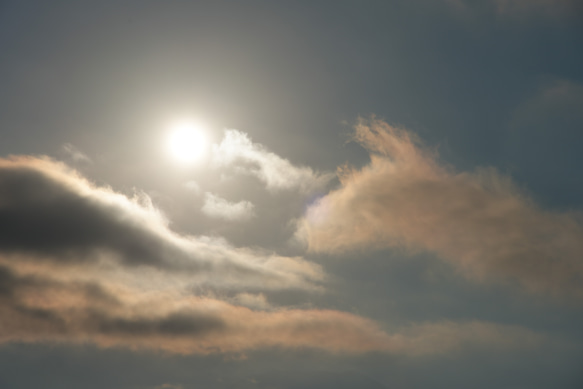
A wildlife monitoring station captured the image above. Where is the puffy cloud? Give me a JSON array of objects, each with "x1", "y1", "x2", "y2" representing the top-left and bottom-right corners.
[
  {"x1": 297, "y1": 118, "x2": 583, "y2": 297},
  {"x1": 212, "y1": 130, "x2": 333, "y2": 192},
  {"x1": 201, "y1": 192, "x2": 255, "y2": 221},
  {"x1": 0, "y1": 156, "x2": 322, "y2": 291}
]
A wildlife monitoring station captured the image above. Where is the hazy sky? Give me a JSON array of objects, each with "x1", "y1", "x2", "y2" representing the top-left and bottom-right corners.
[{"x1": 1, "y1": 1, "x2": 583, "y2": 388}]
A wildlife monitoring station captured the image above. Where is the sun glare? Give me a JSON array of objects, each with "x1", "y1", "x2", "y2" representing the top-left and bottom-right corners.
[{"x1": 168, "y1": 121, "x2": 208, "y2": 163}]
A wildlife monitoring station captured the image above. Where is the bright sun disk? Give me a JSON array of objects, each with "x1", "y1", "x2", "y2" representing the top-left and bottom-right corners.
[{"x1": 168, "y1": 121, "x2": 208, "y2": 163}]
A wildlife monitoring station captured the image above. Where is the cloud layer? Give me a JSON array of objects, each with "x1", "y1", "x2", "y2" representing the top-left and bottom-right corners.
[
  {"x1": 0, "y1": 155, "x2": 543, "y2": 356},
  {"x1": 0, "y1": 261, "x2": 542, "y2": 356},
  {"x1": 298, "y1": 119, "x2": 583, "y2": 297}
]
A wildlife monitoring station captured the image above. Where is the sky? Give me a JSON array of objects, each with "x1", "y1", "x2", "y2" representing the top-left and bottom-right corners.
[{"x1": 1, "y1": 1, "x2": 583, "y2": 388}]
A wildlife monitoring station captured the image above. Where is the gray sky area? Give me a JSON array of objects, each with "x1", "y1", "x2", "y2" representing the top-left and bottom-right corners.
[{"x1": 1, "y1": 1, "x2": 582, "y2": 388}]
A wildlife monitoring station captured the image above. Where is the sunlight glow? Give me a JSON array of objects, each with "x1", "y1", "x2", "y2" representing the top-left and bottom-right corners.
[{"x1": 168, "y1": 121, "x2": 208, "y2": 163}]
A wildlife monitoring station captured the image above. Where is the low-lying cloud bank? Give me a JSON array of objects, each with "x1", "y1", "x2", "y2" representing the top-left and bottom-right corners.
[
  {"x1": 298, "y1": 118, "x2": 583, "y2": 297},
  {"x1": 0, "y1": 262, "x2": 542, "y2": 355}
]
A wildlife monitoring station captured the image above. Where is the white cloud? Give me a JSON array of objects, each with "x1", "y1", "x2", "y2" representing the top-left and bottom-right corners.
[
  {"x1": 212, "y1": 130, "x2": 333, "y2": 192},
  {"x1": 201, "y1": 192, "x2": 255, "y2": 221}
]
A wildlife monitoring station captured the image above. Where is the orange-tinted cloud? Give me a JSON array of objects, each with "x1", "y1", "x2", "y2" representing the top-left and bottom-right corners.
[
  {"x1": 0, "y1": 263, "x2": 542, "y2": 355},
  {"x1": 297, "y1": 118, "x2": 583, "y2": 297}
]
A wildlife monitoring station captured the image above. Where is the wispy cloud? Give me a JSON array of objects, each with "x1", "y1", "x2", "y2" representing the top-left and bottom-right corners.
[
  {"x1": 62, "y1": 143, "x2": 92, "y2": 164},
  {"x1": 297, "y1": 118, "x2": 583, "y2": 297},
  {"x1": 212, "y1": 130, "x2": 333, "y2": 192},
  {"x1": 201, "y1": 192, "x2": 255, "y2": 221}
]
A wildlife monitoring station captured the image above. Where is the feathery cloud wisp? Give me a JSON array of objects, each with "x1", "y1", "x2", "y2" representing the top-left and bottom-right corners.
[{"x1": 297, "y1": 118, "x2": 583, "y2": 297}]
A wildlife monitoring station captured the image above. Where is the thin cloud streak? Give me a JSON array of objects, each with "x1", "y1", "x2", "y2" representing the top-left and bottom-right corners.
[
  {"x1": 298, "y1": 118, "x2": 583, "y2": 297},
  {"x1": 62, "y1": 143, "x2": 92, "y2": 164}
]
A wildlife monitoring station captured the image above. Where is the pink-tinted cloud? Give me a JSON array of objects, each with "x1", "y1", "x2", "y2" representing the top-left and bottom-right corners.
[{"x1": 297, "y1": 118, "x2": 583, "y2": 297}]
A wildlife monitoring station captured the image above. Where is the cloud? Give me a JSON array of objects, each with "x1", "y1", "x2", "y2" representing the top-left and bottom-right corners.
[
  {"x1": 62, "y1": 143, "x2": 92, "y2": 164},
  {"x1": 201, "y1": 192, "x2": 255, "y2": 221},
  {"x1": 232, "y1": 293, "x2": 271, "y2": 310},
  {"x1": 0, "y1": 262, "x2": 543, "y2": 356},
  {"x1": 297, "y1": 118, "x2": 583, "y2": 297},
  {"x1": 0, "y1": 156, "x2": 323, "y2": 291},
  {"x1": 0, "y1": 155, "x2": 550, "y2": 357},
  {"x1": 212, "y1": 130, "x2": 333, "y2": 192},
  {"x1": 511, "y1": 79, "x2": 583, "y2": 124}
]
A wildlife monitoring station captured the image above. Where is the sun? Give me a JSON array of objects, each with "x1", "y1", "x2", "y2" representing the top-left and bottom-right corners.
[{"x1": 167, "y1": 121, "x2": 208, "y2": 163}]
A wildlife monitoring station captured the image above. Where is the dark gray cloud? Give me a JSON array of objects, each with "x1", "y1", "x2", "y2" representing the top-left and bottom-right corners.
[{"x1": 0, "y1": 156, "x2": 323, "y2": 290}]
